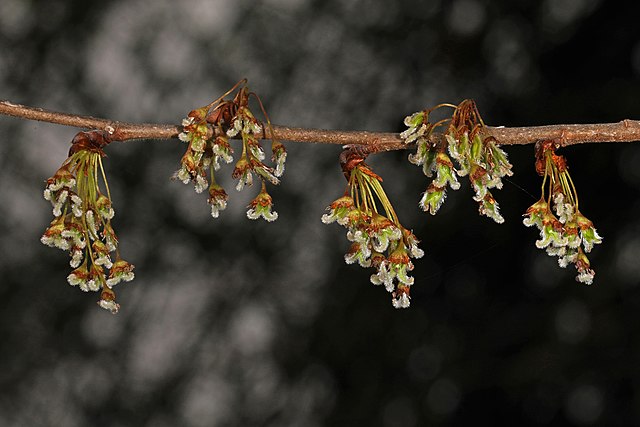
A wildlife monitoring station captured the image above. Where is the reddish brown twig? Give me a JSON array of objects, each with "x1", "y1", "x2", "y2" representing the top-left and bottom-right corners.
[{"x1": 2, "y1": 100, "x2": 639, "y2": 148}]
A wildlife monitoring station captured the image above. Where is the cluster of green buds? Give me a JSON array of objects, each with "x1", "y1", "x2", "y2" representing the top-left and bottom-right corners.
[
  {"x1": 401, "y1": 100, "x2": 512, "y2": 223},
  {"x1": 41, "y1": 130, "x2": 134, "y2": 313},
  {"x1": 174, "y1": 79, "x2": 286, "y2": 221},
  {"x1": 322, "y1": 147, "x2": 424, "y2": 308},
  {"x1": 523, "y1": 140, "x2": 602, "y2": 284}
]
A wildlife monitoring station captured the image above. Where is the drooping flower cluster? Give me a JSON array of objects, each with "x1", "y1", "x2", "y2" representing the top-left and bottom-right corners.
[
  {"x1": 402, "y1": 100, "x2": 513, "y2": 223},
  {"x1": 41, "y1": 130, "x2": 134, "y2": 313},
  {"x1": 523, "y1": 140, "x2": 602, "y2": 284},
  {"x1": 175, "y1": 79, "x2": 285, "y2": 221},
  {"x1": 322, "y1": 148, "x2": 424, "y2": 308}
]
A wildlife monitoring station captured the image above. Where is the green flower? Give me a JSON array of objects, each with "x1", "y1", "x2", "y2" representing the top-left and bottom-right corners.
[
  {"x1": 392, "y1": 286, "x2": 411, "y2": 309},
  {"x1": 387, "y1": 244, "x2": 414, "y2": 287},
  {"x1": 575, "y1": 249, "x2": 595, "y2": 285},
  {"x1": 434, "y1": 152, "x2": 460, "y2": 190},
  {"x1": 98, "y1": 288, "x2": 120, "y2": 314},
  {"x1": 419, "y1": 184, "x2": 446, "y2": 215},
  {"x1": 321, "y1": 195, "x2": 355, "y2": 226},
  {"x1": 478, "y1": 192, "x2": 504, "y2": 224},
  {"x1": 106, "y1": 259, "x2": 135, "y2": 288},
  {"x1": 368, "y1": 214, "x2": 402, "y2": 252},
  {"x1": 523, "y1": 198, "x2": 549, "y2": 228},
  {"x1": 345, "y1": 242, "x2": 372, "y2": 268},
  {"x1": 576, "y1": 211, "x2": 603, "y2": 253},
  {"x1": 246, "y1": 183, "x2": 278, "y2": 222},
  {"x1": 208, "y1": 183, "x2": 228, "y2": 219}
]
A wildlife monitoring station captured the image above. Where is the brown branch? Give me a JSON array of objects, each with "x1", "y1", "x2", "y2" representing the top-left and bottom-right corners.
[
  {"x1": 2, "y1": 99, "x2": 639, "y2": 148},
  {"x1": 488, "y1": 121, "x2": 640, "y2": 146},
  {"x1": 265, "y1": 125, "x2": 406, "y2": 151},
  {"x1": 0, "y1": 100, "x2": 179, "y2": 141}
]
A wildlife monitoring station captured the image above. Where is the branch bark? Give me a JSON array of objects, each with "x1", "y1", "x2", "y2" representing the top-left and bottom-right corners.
[
  {"x1": 2, "y1": 100, "x2": 639, "y2": 149},
  {"x1": 0, "y1": 100, "x2": 179, "y2": 141}
]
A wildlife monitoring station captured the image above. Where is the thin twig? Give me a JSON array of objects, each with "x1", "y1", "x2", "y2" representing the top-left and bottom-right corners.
[
  {"x1": 0, "y1": 100, "x2": 179, "y2": 141},
  {"x1": 2, "y1": 100, "x2": 639, "y2": 148}
]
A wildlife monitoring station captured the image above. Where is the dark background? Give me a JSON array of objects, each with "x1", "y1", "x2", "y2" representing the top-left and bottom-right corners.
[{"x1": 1, "y1": 0, "x2": 640, "y2": 426}]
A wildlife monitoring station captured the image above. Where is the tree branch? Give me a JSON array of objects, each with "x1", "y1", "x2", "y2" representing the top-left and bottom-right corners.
[
  {"x1": 2, "y1": 100, "x2": 639, "y2": 149},
  {"x1": 0, "y1": 100, "x2": 179, "y2": 141}
]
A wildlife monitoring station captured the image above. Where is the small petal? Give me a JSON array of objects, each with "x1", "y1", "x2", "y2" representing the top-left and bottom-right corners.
[
  {"x1": 98, "y1": 289, "x2": 120, "y2": 314},
  {"x1": 344, "y1": 243, "x2": 371, "y2": 268},
  {"x1": 106, "y1": 259, "x2": 135, "y2": 288},
  {"x1": 194, "y1": 174, "x2": 208, "y2": 194},
  {"x1": 576, "y1": 269, "x2": 595, "y2": 285},
  {"x1": 479, "y1": 193, "x2": 504, "y2": 224},
  {"x1": 85, "y1": 210, "x2": 99, "y2": 240},
  {"x1": 70, "y1": 249, "x2": 84, "y2": 268},
  {"x1": 392, "y1": 292, "x2": 411, "y2": 309}
]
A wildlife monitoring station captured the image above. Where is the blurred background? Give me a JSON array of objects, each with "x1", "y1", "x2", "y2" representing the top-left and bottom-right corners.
[{"x1": 1, "y1": 0, "x2": 639, "y2": 425}]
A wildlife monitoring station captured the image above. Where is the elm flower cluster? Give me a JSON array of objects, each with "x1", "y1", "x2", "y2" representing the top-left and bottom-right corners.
[
  {"x1": 175, "y1": 80, "x2": 286, "y2": 222},
  {"x1": 41, "y1": 130, "x2": 135, "y2": 313},
  {"x1": 402, "y1": 100, "x2": 512, "y2": 223},
  {"x1": 175, "y1": 107, "x2": 232, "y2": 217},
  {"x1": 523, "y1": 140, "x2": 602, "y2": 284},
  {"x1": 322, "y1": 149, "x2": 424, "y2": 308}
]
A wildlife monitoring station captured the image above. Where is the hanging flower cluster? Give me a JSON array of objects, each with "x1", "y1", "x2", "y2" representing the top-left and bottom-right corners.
[
  {"x1": 523, "y1": 140, "x2": 602, "y2": 284},
  {"x1": 322, "y1": 147, "x2": 424, "y2": 308},
  {"x1": 402, "y1": 100, "x2": 513, "y2": 223},
  {"x1": 41, "y1": 130, "x2": 134, "y2": 313},
  {"x1": 174, "y1": 79, "x2": 285, "y2": 221}
]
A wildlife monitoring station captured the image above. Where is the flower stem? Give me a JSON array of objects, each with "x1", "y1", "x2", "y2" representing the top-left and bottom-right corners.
[{"x1": 98, "y1": 156, "x2": 112, "y2": 202}]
